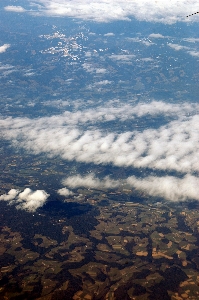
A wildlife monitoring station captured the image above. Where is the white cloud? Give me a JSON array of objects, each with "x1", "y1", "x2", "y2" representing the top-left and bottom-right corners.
[
  {"x1": 0, "y1": 44, "x2": 10, "y2": 54},
  {"x1": 127, "y1": 175, "x2": 199, "y2": 201},
  {"x1": 0, "y1": 188, "x2": 49, "y2": 212},
  {"x1": 62, "y1": 174, "x2": 121, "y2": 189},
  {"x1": 0, "y1": 189, "x2": 20, "y2": 201},
  {"x1": 4, "y1": 6, "x2": 26, "y2": 13},
  {"x1": 183, "y1": 38, "x2": 199, "y2": 43},
  {"x1": 127, "y1": 37, "x2": 154, "y2": 46},
  {"x1": 0, "y1": 100, "x2": 197, "y2": 129},
  {"x1": 149, "y1": 33, "x2": 166, "y2": 38},
  {"x1": 141, "y1": 57, "x2": 154, "y2": 62},
  {"x1": 95, "y1": 68, "x2": 107, "y2": 74},
  {"x1": 62, "y1": 173, "x2": 199, "y2": 202},
  {"x1": 187, "y1": 50, "x2": 199, "y2": 57},
  {"x1": 57, "y1": 187, "x2": 74, "y2": 196},
  {"x1": 168, "y1": 42, "x2": 199, "y2": 59},
  {"x1": 89, "y1": 80, "x2": 113, "y2": 89},
  {"x1": 167, "y1": 43, "x2": 189, "y2": 51},
  {"x1": 104, "y1": 33, "x2": 115, "y2": 36},
  {"x1": 97, "y1": 80, "x2": 112, "y2": 85},
  {"x1": 109, "y1": 54, "x2": 135, "y2": 62},
  {"x1": 24, "y1": 71, "x2": 35, "y2": 77},
  {"x1": 84, "y1": 51, "x2": 92, "y2": 57},
  {"x1": 26, "y1": 0, "x2": 199, "y2": 24},
  {"x1": 142, "y1": 40, "x2": 154, "y2": 46}
]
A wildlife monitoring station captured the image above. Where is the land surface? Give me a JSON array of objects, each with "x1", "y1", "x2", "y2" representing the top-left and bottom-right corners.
[{"x1": 1, "y1": 185, "x2": 199, "y2": 300}]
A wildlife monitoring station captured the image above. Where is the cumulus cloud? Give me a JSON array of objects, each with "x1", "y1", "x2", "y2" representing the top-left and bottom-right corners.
[
  {"x1": 0, "y1": 188, "x2": 50, "y2": 212},
  {"x1": 62, "y1": 173, "x2": 199, "y2": 202},
  {"x1": 0, "y1": 189, "x2": 20, "y2": 201},
  {"x1": 148, "y1": 33, "x2": 167, "y2": 39},
  {"x1": 0, "y1": 44, "x2": 10, "y2": 54},
  {"x1": 26, "y1": 0, "x2": 199, "y2": 24},
  {"x1": 57, "y1": 187, "x2": 74, "y2": 196},
  {"x1": 4, "y1": 6, "x2": 26, "y2": 12}
]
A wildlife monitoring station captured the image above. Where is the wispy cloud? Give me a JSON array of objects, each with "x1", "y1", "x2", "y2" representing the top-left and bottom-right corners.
[
  {"x1": 0, "y1": 100, "x2": 197, "y2": 128},
  {"x1": 127, "y1": 37, "x2": 154, "y2": 46},
  {"x1": 82, "y1": 63, "x2": 107, "y2": 75},
  {"x1": 109, "y1": 54, "x2": 135, "y2": 62},
  {"x1": 88, "y1": 80, "x2": 112, "y2": 89},
  {"x1": 0, "y1": 63, "x2": 16, "y2": 77}
]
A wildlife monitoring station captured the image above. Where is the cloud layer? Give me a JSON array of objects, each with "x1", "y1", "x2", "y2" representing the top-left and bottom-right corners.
[
  {"x1": 0, "y1": 188, "x2": 50, "y2": 212},
  {"x1": 0, "y1": 101, "x2": 198, "y2": 174},
  {"x1": 0, "y1": 100, "x2": 198, "y2": 203},
  {"x1": 20, "y1": 0, "x2": 199, "y2": 23}
]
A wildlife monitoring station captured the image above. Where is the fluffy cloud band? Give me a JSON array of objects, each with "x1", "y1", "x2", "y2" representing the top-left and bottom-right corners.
[
  {"x1": 0, "y1": 101, "x2": 198, "y2": 174},
  {"x1": 127, "y1": 174, "x2": 199, "y2": 201},
  {"x1": 23, "y1": 0, "x2": 199, "y2": 23},
  {"x1": 62, "y1": 173, "x2": 199, "y2": 202},
  {"x1": 0, "y1": 100, "x2": 198, "y2": 202}
]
